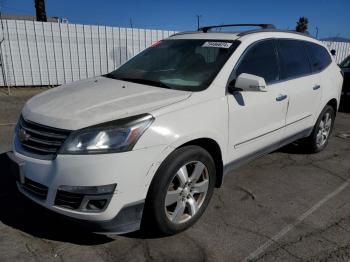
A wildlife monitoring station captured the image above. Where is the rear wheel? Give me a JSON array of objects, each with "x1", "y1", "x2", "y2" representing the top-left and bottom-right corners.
[
  {"x1": 303, "y1": 105, "x2": 335, "y2": 153},
  {"x1": 142, "y1": 145, "x2": 216, "y2": 235}
]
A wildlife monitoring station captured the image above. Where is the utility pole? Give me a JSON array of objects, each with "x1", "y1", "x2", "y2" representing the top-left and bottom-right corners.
[
  {"x1": 35, "y1": 0, "x2": 47, "y2": 22},
  {"x1": 196, "y1": 14, "x2": 202, "y2": 30}
]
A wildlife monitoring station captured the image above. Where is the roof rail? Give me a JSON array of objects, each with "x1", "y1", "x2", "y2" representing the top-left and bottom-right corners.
[
  {"x1": 198, "y1": 24, "x2": 276, "y2": 33},
  {"x1": 237, "y1": 29, "x2": 317, "y2": 40}
]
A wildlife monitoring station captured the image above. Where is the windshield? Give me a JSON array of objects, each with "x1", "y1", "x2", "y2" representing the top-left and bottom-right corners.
[
  {"x1": 340, "y1": 56, "x2": 350, "y2": 68},
  {"x1": 105, "y1": 39, "x2": 240, "y2": 91}
]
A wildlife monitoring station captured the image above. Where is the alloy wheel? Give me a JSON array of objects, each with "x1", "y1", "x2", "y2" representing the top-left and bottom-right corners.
[
  {"x1": 316, "y1": 112, "x2": 332, "y2": 148},
  {"x1": 164, "y1": 161, "x2": 209, "y2": 224}
]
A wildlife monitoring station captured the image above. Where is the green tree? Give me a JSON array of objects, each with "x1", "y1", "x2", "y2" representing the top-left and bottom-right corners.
[{"x1": 296, "y1": 17, "x2": 308, "y2": 33}]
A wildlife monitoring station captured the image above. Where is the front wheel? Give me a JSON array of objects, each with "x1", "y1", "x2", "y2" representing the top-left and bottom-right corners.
[
  {"x1": 142, "y1": 145, "x2": 216, "y2": 235},
  {"x1": 303, "y1": 105, "x2": 335, "y2": 153}
]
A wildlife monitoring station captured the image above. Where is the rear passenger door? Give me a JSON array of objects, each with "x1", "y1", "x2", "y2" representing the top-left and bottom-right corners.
[{"x1": 277, "y1": 39, "x2": 321, "y2": 137}]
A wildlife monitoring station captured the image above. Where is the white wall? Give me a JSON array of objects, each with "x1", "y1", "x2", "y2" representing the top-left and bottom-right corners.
[{"x1": 0, "y1": 20, "x2": 176, "y2": 86}]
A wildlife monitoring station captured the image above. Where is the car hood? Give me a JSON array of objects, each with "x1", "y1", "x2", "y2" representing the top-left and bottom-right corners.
[{"x1": 22, "y1": 77, "x2": 191, "y2": 130}]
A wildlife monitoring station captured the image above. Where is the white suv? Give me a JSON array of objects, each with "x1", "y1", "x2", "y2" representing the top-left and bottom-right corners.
[{"x1": 9, "y1": 24, "x2": 343, "y2": 235}]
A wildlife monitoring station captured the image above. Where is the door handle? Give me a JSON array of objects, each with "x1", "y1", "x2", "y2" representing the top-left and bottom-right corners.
[
  {"x1": 313, "y1": 85, "x2": 321, "y2": 90},
  {"x1": 276, "y1": 94, "x2": 288, "y2": 101}
]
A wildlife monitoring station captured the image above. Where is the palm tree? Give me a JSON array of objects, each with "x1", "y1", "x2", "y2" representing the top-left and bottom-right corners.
[
  {"x1": 296, "y1": 17, "x2": 308, "y2": 33},
  {"x1": 35, "y1": 0, "x2": 47, "y2": 22}
]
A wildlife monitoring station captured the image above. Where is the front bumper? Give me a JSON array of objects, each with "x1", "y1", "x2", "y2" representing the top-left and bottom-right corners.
[
  {"x1": 9, "y1": 142, "x2": 166, "y2": 233},
  {"x1": 56, "y1": 200, "x2": 145, "y2": 234}
]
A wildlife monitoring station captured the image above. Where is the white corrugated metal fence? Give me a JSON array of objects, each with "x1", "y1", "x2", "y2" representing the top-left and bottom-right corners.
[
  {"x1": 0, "y1": 19, "x2": 176, "y2": 87},
  {"x1": 322, "y1": 41, "x2": 350, "y2": 65},
  {"x1": 0, "y1": 19, "x2": 349, "y2": 87}
]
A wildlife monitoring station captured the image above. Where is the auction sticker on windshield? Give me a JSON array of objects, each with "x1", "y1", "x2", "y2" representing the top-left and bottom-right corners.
[{"x1": 202, "y1": 42, "x2": 233, "y2": 48}]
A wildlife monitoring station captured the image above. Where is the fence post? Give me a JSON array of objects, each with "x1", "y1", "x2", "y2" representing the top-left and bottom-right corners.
[
  {"x1": 75, "y1": 23, "x2": 81, "y2": 80},
  {"x1": 111, "y1": 27, "x2": 115, "y2": 69},
  {"x1": 118, "y1": 27, "x2": 122, "y2": 66},
  {"x1": 97, "y1": 26, "x2": 101, "y2": 75},
  {"x1": 90, "y1": 25, "x2": 95, "y2": 76},
  {"x1": 105, "y1": 26, "x2": 108, "y2": 73},
  {"x1": 24, "y1": 21, "x2": 34, "y2": 85},
  {"x1": 33, "y1": 21, "x2": 43, "y2": 86},
  {"x1": 82, "y1": 25, "x2": 88, "y2": 78},
  {"x1": 50, "y1": 22, "x2": 59, "y2": 85},
  {"x1": 42, "y1": 22, "x2": 50, "y2": 85},
  {"x1": 58, "y1": 21, "x2": 66, "y2": 84},
  {"x1": 15, "y1": 20, "x2": 25, "y2": 85},
  {"x1": 67, "y1": 23, "x2": 73, "y2": 82},
  {"x1": 5, "y1": 20, "x2": 16, "y2": 87}
]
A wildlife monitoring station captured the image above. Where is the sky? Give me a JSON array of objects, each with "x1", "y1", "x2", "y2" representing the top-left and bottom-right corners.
[{"x1": 2, "y1": 0, "x2": 350, "y2": 39}]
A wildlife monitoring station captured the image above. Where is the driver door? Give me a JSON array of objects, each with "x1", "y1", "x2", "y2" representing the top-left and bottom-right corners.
[{"x1": 226, "y1": 39, "x2": 288, "y2": 166}]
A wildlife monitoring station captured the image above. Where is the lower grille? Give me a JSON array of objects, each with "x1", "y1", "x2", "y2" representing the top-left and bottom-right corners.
[
  {"x1": 55, "y1": 190, "x2": 84, "y2": 210},
  {"x1": 22, "y1": 178, "x2": 49, "y2": 200}
]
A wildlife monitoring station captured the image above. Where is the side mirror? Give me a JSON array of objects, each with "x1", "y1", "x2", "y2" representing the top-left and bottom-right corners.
[{"x1": 231, "y1": 73, "x2": 267, "y2": 92}]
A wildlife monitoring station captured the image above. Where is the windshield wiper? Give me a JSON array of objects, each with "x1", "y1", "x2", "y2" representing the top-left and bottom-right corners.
[{"x1": 118, "y1": 77, "x2": 172, "y2": 89}]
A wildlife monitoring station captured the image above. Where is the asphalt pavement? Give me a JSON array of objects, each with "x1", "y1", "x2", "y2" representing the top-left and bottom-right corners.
[{"x1": 1, "y1": 88, "x2": 350, "y2": 262}]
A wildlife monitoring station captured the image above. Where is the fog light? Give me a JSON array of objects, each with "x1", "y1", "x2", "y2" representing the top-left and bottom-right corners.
[{"x1": 87, "y1": 199, "x2": 108, "y2": 211}]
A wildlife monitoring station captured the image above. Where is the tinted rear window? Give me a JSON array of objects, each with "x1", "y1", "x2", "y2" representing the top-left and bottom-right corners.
[
  {"x1": 340, "y1": 56, "x2": 350, "y2": 68},
  {"x1": 235, "y1": 39, "x2": 279, "y2": 84},
  {"x1": 277, "y1": 39, "x2": 311, "y2": 80},
  {"x1": 305, "y1": 42, "x2": 332, "y2": 72}
]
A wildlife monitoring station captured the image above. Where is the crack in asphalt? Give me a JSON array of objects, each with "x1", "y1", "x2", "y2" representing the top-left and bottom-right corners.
[
  {"x1": 234, "y1": 185, "x2": 256, "y2": 201},
  {"x1": 217, "y1": 213, "x2": 301, "y2": 261},
  {"x1": 142, "y1": 240, "x2": 155, "y2": 262},
  {"x1": 214, "y1": 192, "x2": 226, "y2": 209},
  {"x1": 98, "y1": 242, "x2": 142, "y2": 262},
  {"x1": 25, "y1": 242, "x2": 39, "y2": 261},
  {"x1": 306, "y1": 242, "x2": 350, "y2": 261},
  {"x1": 252, "y1": 218, "x2": 350, "y2": 261},
  {"x1": 8, "y1": 227, "x2": 64, "y2": 262},
  {"x1": 184, "y1": 234, "x2": 208, "y2": 262}
]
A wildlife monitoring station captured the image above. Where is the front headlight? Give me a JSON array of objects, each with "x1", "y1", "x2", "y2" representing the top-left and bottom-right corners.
[{"x1": 59, "y1": 114, "x2": 154, "y2": 154}]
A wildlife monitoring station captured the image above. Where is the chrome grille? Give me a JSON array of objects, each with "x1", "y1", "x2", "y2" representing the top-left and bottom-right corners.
[{"x1": 17, "y1": 116, "x2": 71, "y2": 158}]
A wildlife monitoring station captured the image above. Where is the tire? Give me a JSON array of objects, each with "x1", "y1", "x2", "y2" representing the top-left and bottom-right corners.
[
  {"x1": 142, "y1": 145, "x2": 216, "y2": 236},
  {"x1": 303, "y1": 105, "x2": 335, "y2": 153}
]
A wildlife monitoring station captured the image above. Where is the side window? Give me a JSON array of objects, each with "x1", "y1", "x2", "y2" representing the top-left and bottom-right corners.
[
  {"x1": 277, "y1": 39, "x2": 311, "y2": 79},
  {"x1": 305, "y1": 42, "x2": 332, "y2": 72},
  {"x1": 340, "y1": 56, "x2": 350, "y2": 69},
  {"x1": 235, "y1": 40, "x2": 279, "y2": 84}
]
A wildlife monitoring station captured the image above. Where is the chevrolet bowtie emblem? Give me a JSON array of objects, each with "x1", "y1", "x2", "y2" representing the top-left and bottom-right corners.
[{"x1": 18, "y1": 128, "x2": 30, "y2": 142}]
